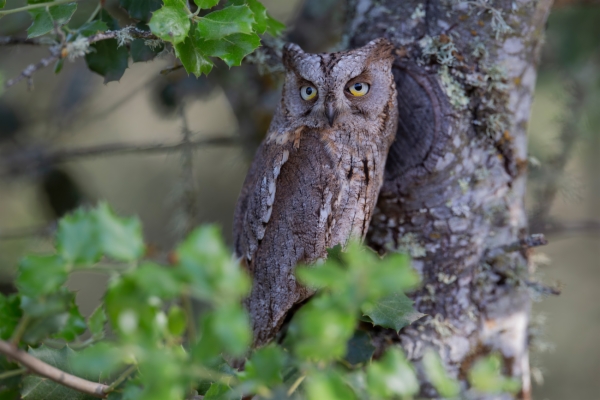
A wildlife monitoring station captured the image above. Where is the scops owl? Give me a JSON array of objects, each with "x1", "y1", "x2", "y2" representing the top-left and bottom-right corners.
[{"x1": 234, "y1": 38, "x2": 399, "y2": 346}]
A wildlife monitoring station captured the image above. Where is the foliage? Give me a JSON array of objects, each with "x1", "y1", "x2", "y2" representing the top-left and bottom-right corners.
[
  {"x1": 0, "y1": 0, "x2": 285, "y2": 83},
  {"x1": 0, "y1": 203, "x2": 522, "y2": 399}
]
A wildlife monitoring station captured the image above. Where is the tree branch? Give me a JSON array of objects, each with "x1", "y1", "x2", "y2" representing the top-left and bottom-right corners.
[
  {"x1": 0, "y1": 36, "x2": 48, "y2": 46},
  {"x1": 0, "y1": 0, "x2": 78, "y2": 16},
  {"x1": 3, "y1": 27, "x2": 161, "y2": 90},
  {"x1": 1, "y1": 136, "x2": 241, "y2": 178},
  {"x1": 0, "y1": 339, "x2": 109, "y2": 398}
]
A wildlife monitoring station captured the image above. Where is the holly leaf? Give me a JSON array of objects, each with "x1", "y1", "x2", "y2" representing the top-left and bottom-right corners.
[
  {"x1": 362, "y1": 292, "x2": 425, "y2": 332},
  {"x1": 422, "y1": 349, "x2": 460, "y2": 398},
  {"x1": 194, "y1": 0, "x2": 220, "y2": 9},
  {"x1": 0, "y1": 294, "x2": 21, "y2": 340},
  {"x1": 52, "y1": 300, "x2": 86, "y2": 342},
  {"x1": 88, "y1": 306, "x2": 107, "y2": 339},
  {"x1": 175, "y1": 29, "x2": 214, "y2": 76},
  {"x1": 130, "y1": 39, "x2": 163, "y2": 62},
  {"x1": 265, "y1": 14, "x2": 285, "y2": 36},
  {"x1": 119, "y1": 0, "x2": 162, "y2": 22},
  {"x1": 27, "y1": 3, "x2": 77, "y2": 38},
  {"x1": 196, "y1": 5, "x2": 255, "y2": 40},
  {"x1": 242, "y1": 346, "x2": 286, "y2": 389},
  {"x1": 21, "y1": 346, "x2": 98, "y2": 400},
  {"x1": 16, "y1": 255, "x2": 69, "y2": 297},
  {"x1": 94, "y1": 202, "x2": 144, "y2": 262},
  {"x1": 148, "y1": 1, "x2": 190, "y2": 45},
  {"x1": 343, "y1": 330, "x2": 375, "y2": 366},
  {"x1": 203, "y1": 33, "x2": 260, "y2": 67},
  {"x1": 366, "y1": 348, "x2": 419, "y2": 398},
  {"x1": 85, "y1": 39, "x2": 129, "y2": 83}
]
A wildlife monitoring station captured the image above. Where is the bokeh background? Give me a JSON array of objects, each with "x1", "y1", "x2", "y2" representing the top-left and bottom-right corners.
[{"x1": 0, "y1": 1, "x2": 598, "y2": 398}]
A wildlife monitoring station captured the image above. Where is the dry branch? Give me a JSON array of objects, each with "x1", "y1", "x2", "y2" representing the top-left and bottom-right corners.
[
  {"x1": 0, "y1": 136, "x2": 241, "y2": 178},
  {"x1": 0, "y1": 339, "x2": 109, "y2": 398},
  {"x1": 3, "y1": 27, "x2": 160, "y2": 90}
]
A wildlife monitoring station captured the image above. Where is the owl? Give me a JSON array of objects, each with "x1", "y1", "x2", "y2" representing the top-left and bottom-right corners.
[{"x1": 234, "y1": 38, "x2": 399, "y2": 346}]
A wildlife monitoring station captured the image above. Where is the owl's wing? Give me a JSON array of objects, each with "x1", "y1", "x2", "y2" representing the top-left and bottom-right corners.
[{"x1": 233, "y1": 138, "x2": 292, "y2": 264}]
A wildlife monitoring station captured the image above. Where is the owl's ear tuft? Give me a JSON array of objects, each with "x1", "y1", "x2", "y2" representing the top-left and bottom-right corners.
[
  {"x1": 363, "y1": 38, "x2": 395, "y2": 62},
  {"x1": 282, "y1": 43, "x2": 305, "y2": 70}
]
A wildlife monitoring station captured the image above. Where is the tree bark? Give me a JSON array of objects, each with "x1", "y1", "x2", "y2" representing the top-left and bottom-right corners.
[{"x1": 346, "y1": 0, "x2": 553, "y2": 398}]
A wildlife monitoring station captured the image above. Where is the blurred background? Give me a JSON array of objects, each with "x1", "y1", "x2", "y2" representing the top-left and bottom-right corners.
[{"x1": 0, "y1": 0, "x2": 598, "y2": 398}]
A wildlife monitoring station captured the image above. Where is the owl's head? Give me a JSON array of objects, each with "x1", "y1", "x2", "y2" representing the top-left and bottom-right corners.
[{"x1": 281, "y1": 38, "x2": 396, "y2": 130}]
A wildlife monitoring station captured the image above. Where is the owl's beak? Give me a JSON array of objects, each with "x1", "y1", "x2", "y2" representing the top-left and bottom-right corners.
[{"x1": 325, "y1": 102, "x2": 337, "y2": 127}]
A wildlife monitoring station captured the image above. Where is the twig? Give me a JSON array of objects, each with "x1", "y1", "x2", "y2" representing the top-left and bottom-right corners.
[
  {"x1": 0, "y1": 339, "x2": 109, "y2": 398},
  {"x1": 10, "y1": 316, "x2": 31, "y2": 346},
  {"x1": 503, "y1": 234, "x2": 548, "y2": 252},
  {"x1": 103, "y1": 364, "x2": 137, "y2": 393},
  {"x1": 0, "y1": 0, "x2": 78, "y2": 16},
  {"x1": 524, "y1": 280, "x2": 561, "y2": 296},
  {"x1": 0, "y1": 367, "x2": 27, "y2": 380},
  {"x1": 182, "y1": 290, "x2": 197, "y2": 344},
  {"x1": 178, "y1": 103, "x2": 199, "y2": 235},
  {"x1": 4, "y1": 27, "x2": 160, "y2": 90},
  {"x1": 0, "y1": 136, "x2": 241, "y2": 178},
  {"x1": 0, "y1": 37, "x2": 48, "y2": 46}
]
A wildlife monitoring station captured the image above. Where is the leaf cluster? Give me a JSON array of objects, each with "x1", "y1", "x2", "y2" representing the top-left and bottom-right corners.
[{"x1": 0, "y1": 203, "x2": 522, "y2": 399}]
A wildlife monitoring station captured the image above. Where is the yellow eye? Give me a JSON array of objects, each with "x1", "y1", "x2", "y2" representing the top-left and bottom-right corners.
[
  {"x1": 348, "y1": 82, "x2": 370, "y2": 97},
  {"x1": 300, "y1": 85, "x2": 317, "y2": 101}
]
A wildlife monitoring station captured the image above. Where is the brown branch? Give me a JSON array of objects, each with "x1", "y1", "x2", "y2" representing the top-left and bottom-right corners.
[
  {"x1": 0, "y1": 136, "x2": 241, "y2": 178},
  {"x1": 0, "y1": 339, "x2": 109, "y2": 398},
  {"x1": 503, "y1": 233, "x2": 548, "y2": 252},
  {"x1": 0, "y1": 36, "x2": 47, "y2": 46},
  {"x1": 3, "y1": 27, "x2": 161, "y2": 90}
]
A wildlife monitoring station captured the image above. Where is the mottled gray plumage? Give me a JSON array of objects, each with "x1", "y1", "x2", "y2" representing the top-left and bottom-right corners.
[{"x1": 234, "y1": 39, "x2": 398, "y2": 346}]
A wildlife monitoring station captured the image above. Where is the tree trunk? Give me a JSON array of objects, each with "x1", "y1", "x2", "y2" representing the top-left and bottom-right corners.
[{"x1": 346, "y1": 0, "x2": 553, "y2": 398}]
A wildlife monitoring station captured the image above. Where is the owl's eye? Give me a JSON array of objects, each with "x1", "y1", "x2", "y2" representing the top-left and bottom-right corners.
[
  {"x1": 300, "y1": 85, "x2": 317, "y2": 101},
  {"x1": 348, "y1": 82, "x2": 370, "y2": 97}
]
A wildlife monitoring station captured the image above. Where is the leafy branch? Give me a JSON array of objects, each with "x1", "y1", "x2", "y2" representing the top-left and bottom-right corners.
[{"x1": 0, "y1": 339, "x2": 110, "y2": 398}]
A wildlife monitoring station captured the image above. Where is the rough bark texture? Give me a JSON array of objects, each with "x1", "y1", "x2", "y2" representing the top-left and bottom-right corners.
[{"x1": 346, "y1": 0, "x2": 553, "y2": 398}]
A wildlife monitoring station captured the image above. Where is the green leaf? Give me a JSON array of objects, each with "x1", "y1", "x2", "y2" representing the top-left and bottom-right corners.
[
  {"x1": 176, "y1": 225, "x2": 250, "y2": 302},
  {"x1": 196, "y1": 5, "x2": 255, "y2": 41},
  {"x1": 95, "y1": 202, "x2": 144, "y2": 262},
  {"x1": 27, "y1": 3, "x2": 77, "y2": 38},
  {"x1": 0, "y1": 0, "x2": 6, "y2": 9},
  {"x1": 175, "y1": 28, "x2": 213, "y2": 77},
  {"x1": 343, "y1": 330, "x2": 375, "y2": 366},
  {"x1": 77, "y1": 20, "x2": 108, "y2": 36},
  {"x1": 128, "y1": 263, "x2": 182, "y2": 299},
  {"x1": 305, "y1": 370, "x2": 357, "y2": 400},
  {"x1": 422, "y1": 349, "x2": 460, "y2": 398},
  {"x1": 287, "y1": 297, "x2": 356, "y2": 362},
  {"x1": 85, "y1": 39, "x2": 129, "y2": 82},
  {"x1": 204, "y1": 383, "x2": 230, "y2": 399},
  {"x1": 57, "y1": 203, "x2": 144, "y2": 264},
  {"x1": 148, "y1": 2, "x2": 190, "y2": 45},
  {"x1": 21, "y1": 346, "x2": 98, "y2": 400},
  {"x1": 194, "y1": 0, "x2": 220, "y2": 9},
  {"x1": 203, "y1": 33, "x2": 261, "y2": 67},
  {"x1": 362, "y1": 292, "x2": 425, "y2": 332},
  {"x1": 242, "y1": 345, "x2": 286, "y2": 388},
  {"x1": 468, "y1": 354, "x2": 521, "y2": 394},
  {"x1": 88, "y1": 306, "x2": 107, "y2": 339},
  {"x1": 0, "y1": 294, "x2": 21, "y2": 340},
  {"x1": 21, "y1": 290, "x2": 79, "y2": 343},
  {"x1": 130, "y1": 39, "x2": 164, "y2": 62},
  {"x1": 212, "y1": 305, "x2": 251, "y2": 356},
  {"x1": 167, "y1": 305, "x2": 186, "y2": 336},
  {"x1": 0, "y1": 355, "x2": 22, "y2": 398},
  {"x1": 72, "y1": 343, "x2": 126, "y2": 378},
  {"x1": 53, "y1": 300, "x2": 86, "y2": 341},
  {"x1": 120, "y1": 0, "x2": 162, "y2": 22},
  {"x1": 366, "y1": 348, "x2": 419, "y2": 398},
  {"x1": 265, "y1": 14, "x2": 285, "y2": 37},
  {"x1": 56, "y1": 208, "x2": 102, "y2": 264},
  {"x1": 100, "y1": 8, "x2": 119, "y2": 30},
  {"x1": 16, "y1": 255, "x2": 68, "y2": 297}
]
